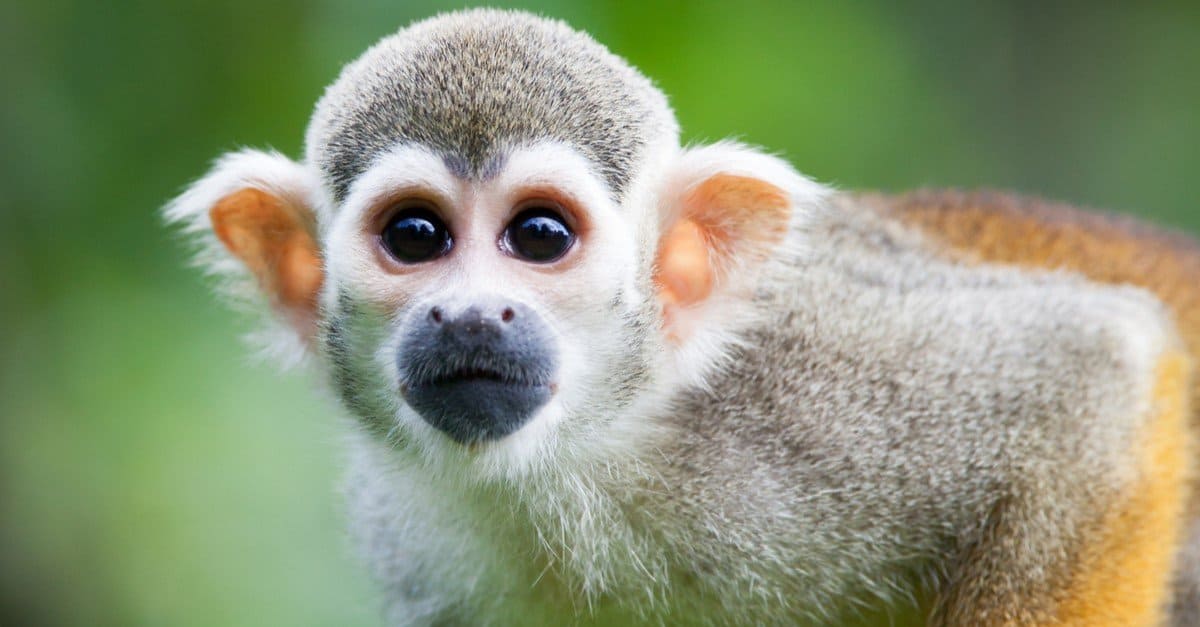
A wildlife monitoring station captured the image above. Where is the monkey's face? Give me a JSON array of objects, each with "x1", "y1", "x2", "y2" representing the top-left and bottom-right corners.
[
  {"x1": 319, "y1": 141, "x2": 660, "y2": 471},
  {"x1": 171, "y1": 10, "x2": 818, "y2": 479}
]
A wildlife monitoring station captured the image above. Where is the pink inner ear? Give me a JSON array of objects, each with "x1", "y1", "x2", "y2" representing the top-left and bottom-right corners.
[
  {"x1": 655, "y1": 173, "x2": 790, "y2": 312},
  {"x1": 210, "y1": 188, "x2": 324, "y2": 332},
  {"x1": 656, "y1": 219, "x2": 713, "y2": 306}
]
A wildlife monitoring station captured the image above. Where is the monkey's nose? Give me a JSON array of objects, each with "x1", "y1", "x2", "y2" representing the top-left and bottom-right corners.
[
  {"x1": 431, "y1": 304, "x2": 521, "y2": 349},
  {"x1": 430, "y1": 305, "x2": 515, "y2": 325}
]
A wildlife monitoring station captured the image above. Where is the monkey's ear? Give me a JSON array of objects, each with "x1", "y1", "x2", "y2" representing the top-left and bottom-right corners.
[
  {"x1": 654, "y1": 142, "x2": 825, "y2": 341},
  {"x1": 165, "y1": 149, "x2": 325, "y2": 357}
]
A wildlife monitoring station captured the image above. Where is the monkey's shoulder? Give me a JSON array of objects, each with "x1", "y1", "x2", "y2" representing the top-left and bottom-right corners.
[
  {"x1": 849, "y1": 187, "x2": 1200, "y2": 414},
  {"x1": 678, "y1": 193, "x2": 1187, "y2": 472}
]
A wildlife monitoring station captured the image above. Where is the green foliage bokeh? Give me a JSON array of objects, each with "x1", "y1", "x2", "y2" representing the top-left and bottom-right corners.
[{"x1": 1, "y1": 1, "x2": 1197, "y2": 625}]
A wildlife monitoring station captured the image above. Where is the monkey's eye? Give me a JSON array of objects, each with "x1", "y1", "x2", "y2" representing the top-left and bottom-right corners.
[
  {"x1": 503, "y1": 208, "x2": 575, "y2": 263},
  {"x1": 381, "y1": 206, "x2": 451, "y2": 263}
]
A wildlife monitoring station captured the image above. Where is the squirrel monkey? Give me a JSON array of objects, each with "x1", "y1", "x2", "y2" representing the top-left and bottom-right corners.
[{"x1": 166, "y1": 9, "x2": 1200, "y2": 626}]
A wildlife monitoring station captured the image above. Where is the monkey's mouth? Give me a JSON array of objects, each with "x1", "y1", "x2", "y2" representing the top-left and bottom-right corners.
[
  {"x1": 401, "y1": 357, "x2": 556, "y2": 444},
  {"x1": 426, "y1": 366, "x2": 543, "y2": 387}
]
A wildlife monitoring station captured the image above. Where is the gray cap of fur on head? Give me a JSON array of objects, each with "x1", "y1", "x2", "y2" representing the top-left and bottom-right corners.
[{"x1": 305, "y1": 9, "x2": 680, "y2": 204}]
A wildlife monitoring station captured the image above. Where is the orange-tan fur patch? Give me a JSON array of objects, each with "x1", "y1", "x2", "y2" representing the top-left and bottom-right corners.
[{"x1": 1052, "y1": 352, "x2": 1192, "y2": 626}]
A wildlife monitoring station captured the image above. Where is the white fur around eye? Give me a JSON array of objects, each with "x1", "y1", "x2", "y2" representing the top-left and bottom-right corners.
[
  {"x1": 332, "y1": 143, "x2": 457, "y2": 234},
  {"x1": 320, "y1": 144, "x2": 458, "y2": 308},
  {"x1": 494, "y1": 142, "x2": 612, "y2": 205}
]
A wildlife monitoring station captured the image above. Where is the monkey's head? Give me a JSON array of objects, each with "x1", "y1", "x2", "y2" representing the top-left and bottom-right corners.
[{"x1": 169, "y1": 9, "x2": 824, "y2": 479}]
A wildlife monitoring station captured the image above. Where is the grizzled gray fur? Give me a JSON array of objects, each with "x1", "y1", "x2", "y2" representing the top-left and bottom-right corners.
[{"x1": 306, "y1": 10, "x2": 676, "y2": 203}]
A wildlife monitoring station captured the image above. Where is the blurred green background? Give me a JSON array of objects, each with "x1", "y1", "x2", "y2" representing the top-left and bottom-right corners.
[{"x1": 1, "y1": 1, "x2": 1197, "y2": 625}]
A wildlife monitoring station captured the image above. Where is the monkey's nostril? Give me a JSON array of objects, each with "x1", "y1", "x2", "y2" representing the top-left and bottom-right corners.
[
  {"x1": 501, "y1": 307, "x2": 515, "y2": 323},
  {"x1": 430, "y1": 307, "x2": 443, "y2": 323}
]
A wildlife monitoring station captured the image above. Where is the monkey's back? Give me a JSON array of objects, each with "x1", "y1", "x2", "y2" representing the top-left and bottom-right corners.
[
  {"x1": 866, "y1": 189, "x2": 1200, "y2": 438},
  {"x1": 866, "y1": 190, "x2": 1200, "y2": 387},
  {"x1": 863, "y1": 189, "x2": 1200, "y2": 620}
]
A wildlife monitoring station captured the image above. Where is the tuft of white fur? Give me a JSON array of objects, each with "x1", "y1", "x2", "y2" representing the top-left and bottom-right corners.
[{"x1": 163, "y1": 148, "x2": 330, "y2": 367}]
